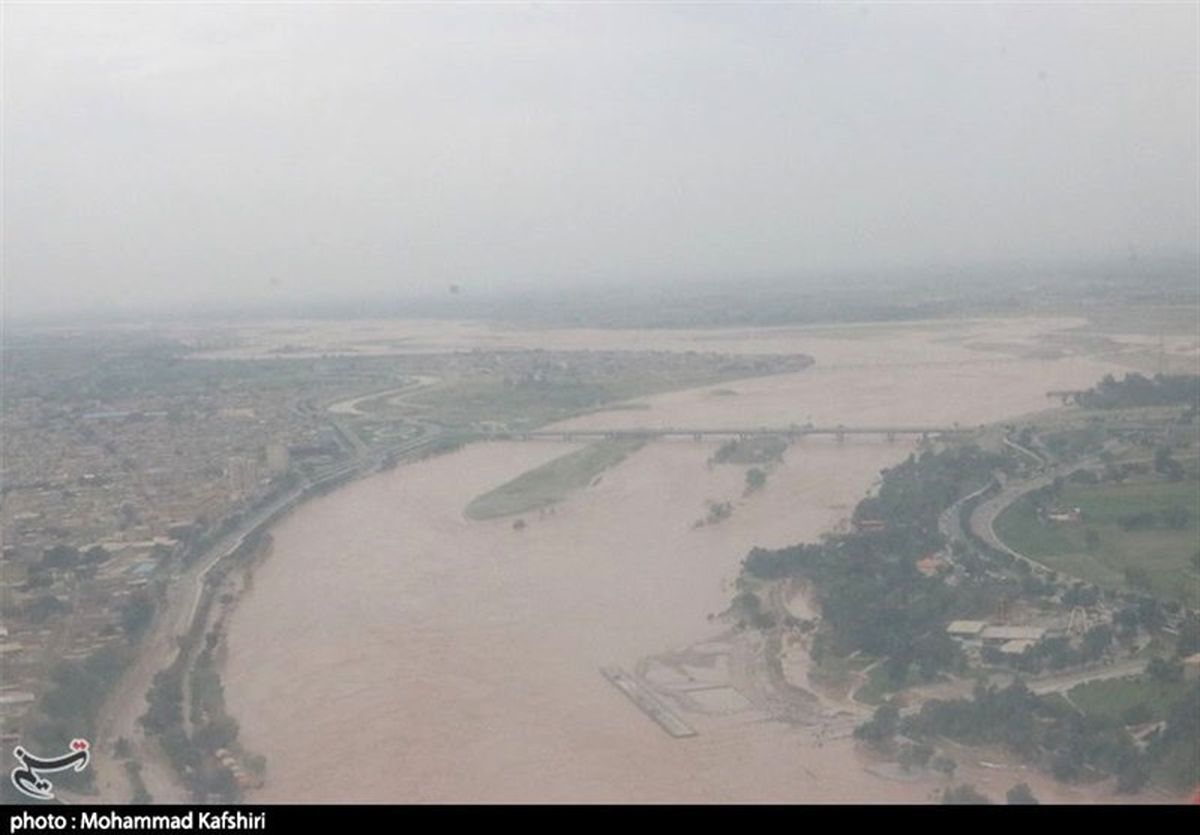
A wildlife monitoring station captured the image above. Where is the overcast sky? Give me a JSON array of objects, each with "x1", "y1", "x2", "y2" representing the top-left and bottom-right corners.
[{"x1": 4, "y1": 2, "x2": 1197, "y2": 319}]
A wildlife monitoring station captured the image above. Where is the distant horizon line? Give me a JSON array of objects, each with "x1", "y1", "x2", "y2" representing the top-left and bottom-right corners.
[{"x1": 4, "y1": 250, "x2": 1197, "y2": 329}]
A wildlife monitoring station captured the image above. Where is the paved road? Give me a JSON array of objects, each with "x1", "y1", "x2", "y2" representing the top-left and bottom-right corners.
[
  {"x1": 1025, "y1": 658, "x2": 1149, "y2": 696},
  {"x1": 900, "y1": 658, "x2": 1149, "y2": 711},
  {"x1": 937, "y1": 479, "x2": 995, "y2": 551}
]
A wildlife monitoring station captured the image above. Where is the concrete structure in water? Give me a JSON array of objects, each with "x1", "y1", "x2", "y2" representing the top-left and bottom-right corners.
[{"x1": 600, "y1": 666, "x2": 697, "y2": 738}]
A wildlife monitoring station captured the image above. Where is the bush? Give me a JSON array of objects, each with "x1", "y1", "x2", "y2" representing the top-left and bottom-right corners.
[
  {"x1": 193, "y1": 716, "x2": 239, "y2": 754},
  {"x1": 854, "y1": 703, "x2": 899, "y2": 747},
  {"x1": 931, "y1": 755, "x2": 957, "y2": 777},
  {"x1": 745, "y1": 468, "x2": 767, "y2": 493},
  {"x1": 943, "y1": 784, "x2": 990, "y2": 804},
  {"x1": 1006, "y1": 783, "x2": 1038, "y2": 804},
  {"x1": 121, "y1": 592, "x2": 156, "y2": 638}
]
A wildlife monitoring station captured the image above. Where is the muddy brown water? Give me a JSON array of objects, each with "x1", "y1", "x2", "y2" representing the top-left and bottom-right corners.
[{"x1": 222, "y1": 319, "x2": 1152, "y2": 802}]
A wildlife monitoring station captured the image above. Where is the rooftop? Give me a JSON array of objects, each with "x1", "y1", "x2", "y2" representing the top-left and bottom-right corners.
[
  {"x1": 981, "y1": 626, "x2": 1046, "y2": 642},
  {"x1": 946, "y1": 620, "x2": 987, "y2": 636}
]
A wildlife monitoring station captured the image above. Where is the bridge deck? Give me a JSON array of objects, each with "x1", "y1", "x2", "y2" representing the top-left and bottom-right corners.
[{"x1": 491, "y1": 425, "x2": 968, "y2": 440}]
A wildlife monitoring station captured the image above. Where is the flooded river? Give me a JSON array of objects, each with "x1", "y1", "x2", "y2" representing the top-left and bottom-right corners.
[{"x1": 222, "y1": 318, "x2": 1144, "y2": 802}]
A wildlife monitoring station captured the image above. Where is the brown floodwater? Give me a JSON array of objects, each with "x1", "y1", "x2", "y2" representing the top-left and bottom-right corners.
[{"x1": 221, "y1": 318, "x2": 1145, "y2": 803}]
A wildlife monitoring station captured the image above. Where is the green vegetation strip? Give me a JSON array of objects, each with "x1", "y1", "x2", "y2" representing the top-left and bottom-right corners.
[{"x1": 465, "y1": 439, "x2": 644, "y2": 520}]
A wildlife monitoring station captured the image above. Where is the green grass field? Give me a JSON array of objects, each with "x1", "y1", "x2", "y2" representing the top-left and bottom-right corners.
[
  {"x1": 994, "y1": 476, "x2": 1200, "y2": 607},
  {"x1": 1067, "y1": 675, "x2": 1193, "y2": 724},
  {"x1": 464, "y1": 439, "x2": 643, "y2": 520}
]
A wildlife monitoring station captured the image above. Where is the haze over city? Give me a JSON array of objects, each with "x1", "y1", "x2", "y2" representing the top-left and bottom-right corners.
[{"x1": 5, "y1": 2, "x2": 1197, "y2": 320}]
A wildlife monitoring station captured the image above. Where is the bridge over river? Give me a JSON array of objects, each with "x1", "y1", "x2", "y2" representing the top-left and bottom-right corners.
[{"x1": 489, "y1": 425, "x2": 972, "y2": 443}]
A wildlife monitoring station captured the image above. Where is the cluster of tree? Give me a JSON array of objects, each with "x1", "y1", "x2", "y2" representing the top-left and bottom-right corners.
[
  {"x1": 142, "y1": 665, "x2": 184, "y2": 735},
  {"x1": 895, "y1": 679, "x2": 1197, "y2": 793},
  {"x1": 1075, "y1": 373, "x2": 1200, "y2": 410},
  {"x1": 23, "y1": 544, "x2": 112, "y2": 588},
  {"x1": 745, "y1": 533, "x2": 974, "y2": 680},
  {"x1": 853, "y1": 446, "x2": 1012, "y2": 538},
  {"x1": 742, "y1": 447, "x2": 1015, "y2": 683},
  {"x1": 1006, "y1": 783, "x2": 1039, "y2": 804},
  {"x1": 183, "y1": 512, "x2": 244, "y2": 566},
  {"x1": 853, "y1": 703, "x2": 900, "y2": 745},
  {"x1": 1153, "y1": 446, "x2": 1187, "y2": 482},
  {"x1": 1112, "y1": 597, "x2": 1168, "y2": 639},
  {"x1": 124, "y1": 760, "x2": 153, "y2": 804},
  {"x1": 942, "y1": 784, "x2": 990, "y2": 804},
  {"x1": 731, "y1": 590, "x2": 775, "y2": 631},
  {"x1": 141, "y1": 647, "x2": 246, "y2": 803},
  {"x1": 41, "y1": 544, "x2": 80, "y2": 569},
  {"x1": 120, "y1": 592, "x2": 156, "y2": 639},
  {"x1": 24, "y1": 594, "x2": 71, "y2": 624},
  {"x1": 1042, "y1": 426, "x2": 1107, "y2": 463},
  {"x1": 710, "y1": 436, "x2": 787, "y2": 465},
  {"x1": 744, "y1": 467, "x2": 767, "y2": 493},
  {"x1": 703, "y1": 500, "x2": 733, "y2": 525},
  {"x1": 896, "y1": 740, "x2": 935, "y2": 772},
  {"x1": 189, "y1": 640, "x2": 243, "y2": 759},
  {"x1": 1061, "y1": 582, "x2": 1101, "y2": 608},
  {"x1": 27, "y1": 645, "x2": 132, "y2": 791}
]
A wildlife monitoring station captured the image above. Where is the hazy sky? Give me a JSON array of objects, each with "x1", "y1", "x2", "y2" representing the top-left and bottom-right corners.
[{"x1": 4, "y1": 2, "x2": 1197, "y2": 319}]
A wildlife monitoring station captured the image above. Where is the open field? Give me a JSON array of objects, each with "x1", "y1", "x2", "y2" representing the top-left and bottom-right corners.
[
  {"x1": 1068, "y1": 675, "x2": 1195, "y2": 725},
  {"x1": 465, "y1": 439, "x2": 643, "y2": 520},
  {"x1": 995, "y1": 477, "x2": 1200, "y2": 606}
]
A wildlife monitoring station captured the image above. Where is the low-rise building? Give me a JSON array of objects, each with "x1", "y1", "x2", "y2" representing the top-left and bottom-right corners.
[
  {"x1": 946, "y1": 620, "x2": 987, "y2": 639},
  {"x1": 980, "y1": 625, "x2": 1046, "y2": 644}
]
